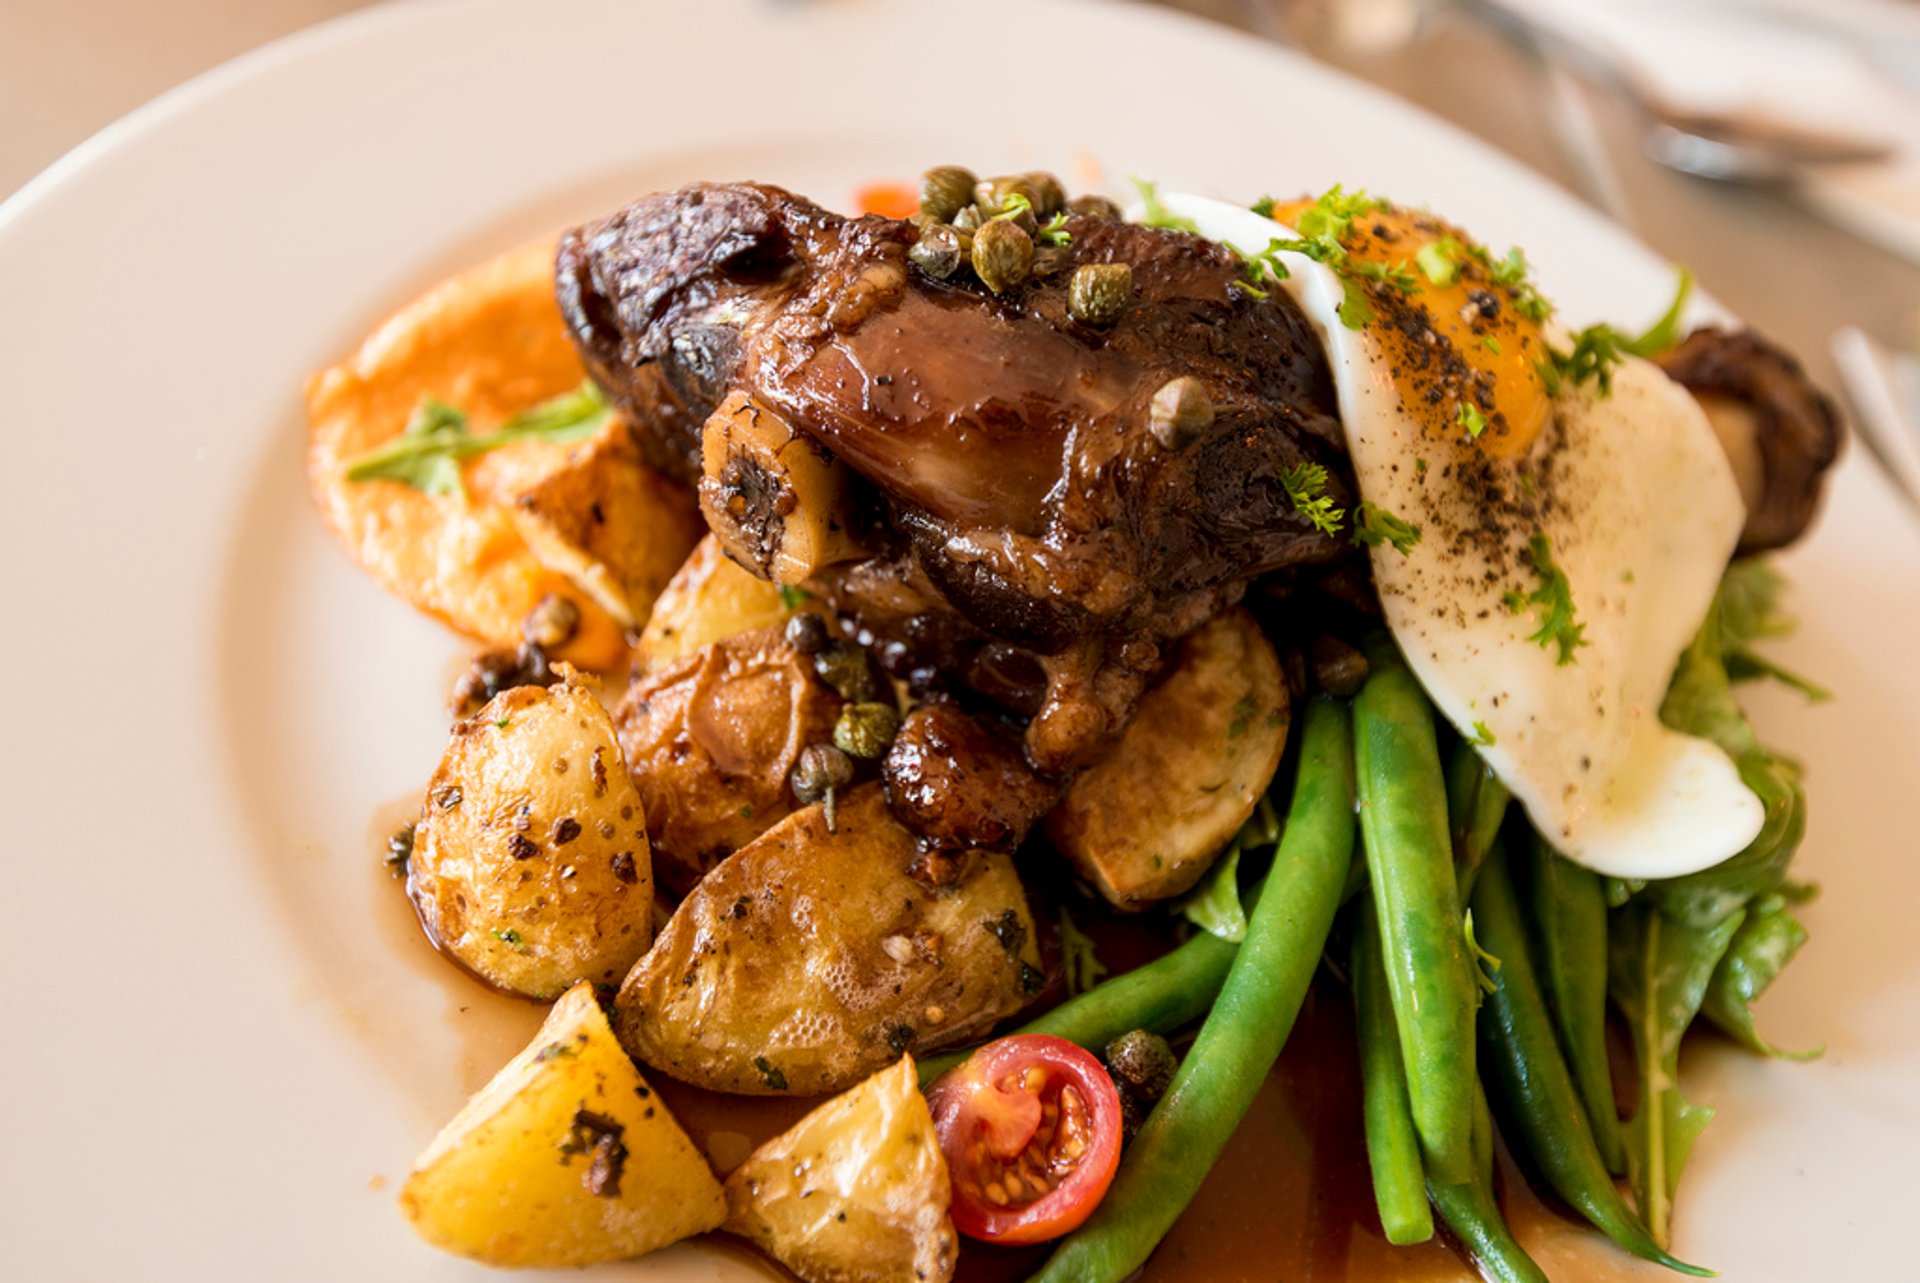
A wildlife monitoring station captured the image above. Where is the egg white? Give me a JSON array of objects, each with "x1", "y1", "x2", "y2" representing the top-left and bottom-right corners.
[{"x1": 1143, "y1": 193, "x2": 1763, "y2": 879}]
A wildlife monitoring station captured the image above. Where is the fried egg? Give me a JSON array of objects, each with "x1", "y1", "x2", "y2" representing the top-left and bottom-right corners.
[{"x1": 1147, "y1": 192, "x2": 1762, "y2": 879}]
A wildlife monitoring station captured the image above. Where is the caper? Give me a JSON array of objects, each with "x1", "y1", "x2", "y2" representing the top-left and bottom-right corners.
[
  {"x1": 976, "y1": 175, "x2": 1043, "y2": 220},
  {"x1": 971, "y1": 219, "x2": 1034, "y2": 294},
  {"x1": 1148, "y1": 375, "x2": 1215, "y2": 449},
  {"x1": 1024, "y1": 171, "x2": 1068, "y2": 217},
  {"x1": 1310, "y1": 635, "x2": 1369, "y2": 697},
  {"x1": 522, "y1": 593, "x2": 581, "y2": 649},
  {"x1": 1031, "y1": 246, "x2": 1074, "y2": 278},
  {"x1": 951, "y1": 203, "x2": 985, "y2": 232},
  {"x1": 814, "y1": 641, "x2": 886, "y2": 703},
  {"x1": 790, "y1": 742, "x2": 854, "y2": 805},
  {"x1": 908, "y1": 224, "x2": 969, "y2": 281},
  {"x1": 918, "y1": 166, "x2": 978, "y2": 224},
  {"x1": 1105, "y1": 1029, "x2": 1178, "y2": 1101},
  {"x1": 834, "y1": 702, "x2": 903, "y2": 760},
  {"x1": 784, "y1": 610, "x2": 830, "y2": 655},
  {"x1": 1069, "y1": 193, "x2": 1124, "y2": 221},
  {"x1": 1068, "y1": 262, "x2": 1133, "y2": 325}
]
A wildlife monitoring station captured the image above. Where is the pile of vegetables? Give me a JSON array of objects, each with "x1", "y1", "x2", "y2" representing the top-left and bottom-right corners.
[{"x1": 916, "y1": 559, "x2": 1814, "y2": 1281}]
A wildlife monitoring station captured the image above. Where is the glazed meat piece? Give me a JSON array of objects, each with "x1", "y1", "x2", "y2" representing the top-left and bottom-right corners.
[
  {"x1": 1656, "y1": 326, "x2": 1843, "y2": 554},
  {"x1": 557, "y1": 182, "x2": 1353, "y2": 771}
]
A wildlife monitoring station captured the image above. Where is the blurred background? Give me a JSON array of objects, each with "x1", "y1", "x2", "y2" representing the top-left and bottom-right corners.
[{"x1": 7, "y1": 0, "x2": 1917, "y2": 499}]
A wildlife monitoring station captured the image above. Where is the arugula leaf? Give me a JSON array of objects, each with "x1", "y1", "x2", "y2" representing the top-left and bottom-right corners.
[
  {"x1": 1609, "y1": 901, "x2": 1744, "y2": 1248},
  {"x1": 1701, "y1": 890, "x2": 1822, "y2": 1060},
  {"x1": 1724, "y1": 648, "x2": 1832, "y2": 702},
  {"x1": 1131, "y1": 177, "x2": 1200, "y2": 235},
  {"x1": 343, "y1": 380, "x2": 612, "y2": 498},
  {"x1": 1175, "y1": 844, "x2": 1246, "y2": 942},
  {"x1": 1605, "y1": 557, "x2": 1820, "y2": 1241}
]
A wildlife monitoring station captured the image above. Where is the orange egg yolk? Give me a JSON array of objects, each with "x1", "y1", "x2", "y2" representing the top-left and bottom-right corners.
[{"x1": 1271, "y1": 200, "x2": 1553, "y2": 459}]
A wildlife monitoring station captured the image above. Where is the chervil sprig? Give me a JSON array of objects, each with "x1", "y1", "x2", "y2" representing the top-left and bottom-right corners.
[
  {"x1": 1506, "y1": 533, "x2": 1588, "y2": 664},
  {"x1": 1354, "y1": 502, "x2": 1422, "y2": 555},
  {"x1": 1279, "y1": 462, "x2": 1346, "y2": 536}
]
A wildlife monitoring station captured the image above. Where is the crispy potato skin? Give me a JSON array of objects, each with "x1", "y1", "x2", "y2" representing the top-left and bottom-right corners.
[
  {"x1": 401, "y1": 983, "x2": 726, "y2": 1267},
  {"x1": 639, "y1": 535, "x2": 831, "y2": 673},
  {"x1": 305, "y1": 237, "x2": 698, "y2": 667},
  {"x1": 616, "y1": 625, "x2": 846, "y2": 893},
  {"x1": 1045, "y1": 608, "x2": 1290, "y2": 907},
  {"x1": 408, "y1": 680, "x2": 655, "y2": 999},
  {"x1": 724, "y1": 1056, "x2": 957, "y2": 1283},
  {"x1": 616, "y1": 786, "x2": 1041, "y2": 1096}
]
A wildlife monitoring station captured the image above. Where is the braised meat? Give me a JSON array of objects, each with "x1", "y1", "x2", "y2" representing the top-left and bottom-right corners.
[
  {"x1": 557, "y1": 182, "x2": 1353, "y2": 771},
  {"x1": 1656, "y1": 326, "x2": 1843, "y2": 554}
]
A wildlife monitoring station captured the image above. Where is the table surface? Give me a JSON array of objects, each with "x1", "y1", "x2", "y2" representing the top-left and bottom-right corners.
[{"x1": 4, "y1": 0, "x2": 1915, "y2": 451}]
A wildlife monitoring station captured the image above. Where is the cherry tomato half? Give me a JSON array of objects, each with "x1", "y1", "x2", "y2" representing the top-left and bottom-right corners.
[{"x1": 923, "y1": 1034, "x2": 1123, "y2": 1245}]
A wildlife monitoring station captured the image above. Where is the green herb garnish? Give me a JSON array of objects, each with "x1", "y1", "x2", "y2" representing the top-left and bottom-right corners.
[
  {"x1": 343, "y1": 380, "x2": 611, "y2": 498},
  {"x1": 1279, "y1": 461, "x2": 1346, "y2": 536},
  {"x1": 1541, "y1": 267, "x2": 1694, "y2": 398},
  {"x1": 1416, "y1": 235, "x2": 1464, "y2": 287},
  {"x1": 1131, "y1": 177, "x2": 1200, "y2": 235},
  {"x1": 1514, "y1": 533, "x2": 1587, "y2": 664},
  {"x1": 1456, "y1": 401, "x2": 1489, "y2": 440},
  {"x1": 1353, "y1": 502, "x2": 1422, "y2": 555}
]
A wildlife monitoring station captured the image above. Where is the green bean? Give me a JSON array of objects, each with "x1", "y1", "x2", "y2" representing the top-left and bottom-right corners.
[
  {"x1": 915, "y1": 929, "x2": 1236, "y2": 1087},
  {"x1": 1353, "y1": 898, "x2": 1434, "y2": 1245},
  {"x1": 1355, "y1": 639, "x2": 1477, "y2": 1185},
  {"x1": 1427, "y1": 1083, "x2": 1550, "y2": 1283},
  {"x1": 1526, "y1": 830, "x2": 1627, "y2": 1176},
  {"x1": 1031, "y1": 698, "x2": 1355, "y2": 1283},
  {"x1": 1472, "y1": 844, "x2": 1710, "y2": 1276},
  {"x1": 1445, "y1": 740, "x2": 1509, "y2": 902}
]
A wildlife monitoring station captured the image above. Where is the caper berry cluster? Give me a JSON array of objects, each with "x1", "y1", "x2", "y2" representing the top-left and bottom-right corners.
[
  {"x1": 783, "y1": 611, "x2": 903, "y2": 830},
  {"x1": 905, "y1": 164, "x2": 1134, "y2": 325}
]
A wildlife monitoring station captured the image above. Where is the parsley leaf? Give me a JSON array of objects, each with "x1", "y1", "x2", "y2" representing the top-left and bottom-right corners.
[
  {"x1": 1467, "y1": 243, "x2": 1555, "y2": 321},
  {"x1": 1515, "y1": 533, "x2": 1588, "y2": 665},
  {"x1": 1541, "y1": 267, "x2": 1694, "y2": 398},
  {"x1": 1469, "y1": 720, "x2": 1497, "y2": 747},
  {"x1": 1353, "y1": 502, "x2": 1422, "y2": 555},
  {"x1": 1456, "y1": 401, "x2": 1489, "y2": 439},
  {"x1": 343, "y1": 380, "x2": 611, "y2": 498},
  {"x1": 1416, "y1": 235, "x2": 1463, "y2": 286},
  {"x1": 1249, "y1": 195, "x2": 1276, "y2": 218},
  {"x1": 1278, "y1": 461, "x2": 1346, "y2": 535}
]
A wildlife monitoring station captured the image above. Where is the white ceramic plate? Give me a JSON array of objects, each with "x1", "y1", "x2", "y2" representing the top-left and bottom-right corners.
[{"x1": 3, "y1": 0, "x2": 1917, "y2": 1278}]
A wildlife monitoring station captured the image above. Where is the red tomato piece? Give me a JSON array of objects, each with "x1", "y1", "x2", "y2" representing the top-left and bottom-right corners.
[
  {"x1": 924, "y1": 1034, "x2": 1123, "y2": 1245},
  {"x1": 855, "y1": 181, "x2": 919, "y2": 220}
]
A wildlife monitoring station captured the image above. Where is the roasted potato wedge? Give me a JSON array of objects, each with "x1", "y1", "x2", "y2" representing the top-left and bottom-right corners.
[
  {"x1": 638, "y1": 535, "x2": 832, "y2": 672},
  {"x1": 616, "y1": 785, "x2": 1042, "y2": 1095},
  {"x1": 408, "y1": 679, "x2": 654, "y2": 999},
  {"x1": 1045, "y1": 608, "x2": 1289, "y2": 907},
  {"x1": 616, "y1": 625, "x2": 846, "y2": 894},
  {"x1": 482, "y1": 420, "x2": 700, "y2": 632},
  {"x1": 724, "y1": 1055, "x2": 957, "y2": 1283},
  {"x1": 401, "y1": 982, "x2": 726, "y2": 1267},
  {"x1": 306, "y1": 236, "x2": 699, "y2": 668}
]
